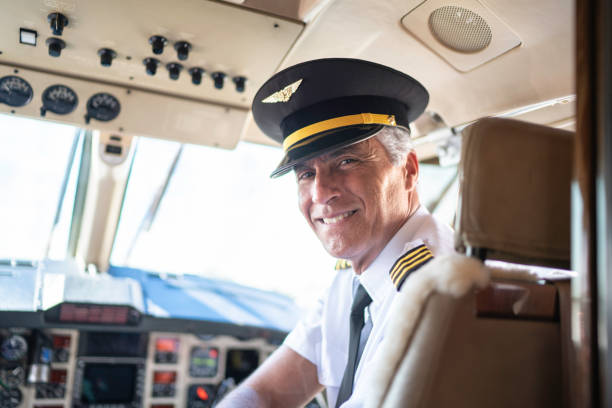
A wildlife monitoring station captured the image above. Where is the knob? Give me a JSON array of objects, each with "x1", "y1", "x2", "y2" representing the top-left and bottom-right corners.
[
  {"x1": 143, "y1": 57, "x2": 160, "y2": 75},
  {"x1": 47, "y1": 12, "x2": 68, "y2": 36},
  {"x1": 166, "y1": 62, "x2": 183, "y2": 80},
  {"x1": 232, "y1": 76, "x2": 247, "y2": 93},
  {"x1": 149, "y1": 35, "x2": 168, "y2": 55},
  {"x1": 46, "y1": 38, "x2": 66, "y2": 57},
  {"x1": 98, "y1": 48, "x2": 117, "y2": 67},
  {"x1": 211, "y1": 72, "x2": 226, "y2": 89},
  {"x1": 189, "y1": 67, "x2": 205, "y2": 85},
  {"x1": 174, "y1": 41, "x2": 191, "y2": 61}
]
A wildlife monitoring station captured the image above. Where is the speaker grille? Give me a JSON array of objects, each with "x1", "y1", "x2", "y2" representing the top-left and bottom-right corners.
[{"x1": 428, "y1": 6, "x2": 492, "y2": 53}]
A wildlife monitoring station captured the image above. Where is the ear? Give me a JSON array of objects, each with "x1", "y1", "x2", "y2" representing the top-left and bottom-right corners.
[{"x1": 403, "y1": 150, "x2": 419, "y2": 191}]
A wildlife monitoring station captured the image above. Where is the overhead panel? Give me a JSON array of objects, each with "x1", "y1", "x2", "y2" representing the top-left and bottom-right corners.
[{"x1": 0, "y1": 0, "x2": 304, "y2": 148}]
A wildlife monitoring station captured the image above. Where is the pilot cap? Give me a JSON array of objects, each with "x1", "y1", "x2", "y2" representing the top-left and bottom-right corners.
[{"x1": 252, "y1": 58, "x2": 429, "y2": 177}]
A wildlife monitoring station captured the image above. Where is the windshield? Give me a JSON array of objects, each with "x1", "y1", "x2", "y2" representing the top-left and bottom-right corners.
[
  {"x1": 0, "y1": 113, "x2": 457, "y2": 309},
  {"x1": 110, "y1": 137, "x2": 337, "y2": 308},
  {"x1": 0, "y1": 113, "x2": 82, "y2": 260}
]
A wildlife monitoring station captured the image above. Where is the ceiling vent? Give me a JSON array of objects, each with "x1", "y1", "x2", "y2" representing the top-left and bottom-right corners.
[{"x1": 402, "y1": 0, "x2": 521, "y2": 72}]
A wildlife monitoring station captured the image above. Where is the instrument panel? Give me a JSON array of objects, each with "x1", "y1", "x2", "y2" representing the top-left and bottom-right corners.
[{"x1": 0, "y1": 329, "x2": 278, "y2": 408}]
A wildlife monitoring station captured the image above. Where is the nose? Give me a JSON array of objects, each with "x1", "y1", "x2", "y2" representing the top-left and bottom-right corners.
[{"x1": 311, "y1": 169, "x2": 339, "y2": 204}]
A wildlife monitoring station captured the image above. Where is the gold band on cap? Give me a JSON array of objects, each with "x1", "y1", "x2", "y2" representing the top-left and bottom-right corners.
[{"x1": 283, "y1": 113, "x2": 397, "y2": 152}]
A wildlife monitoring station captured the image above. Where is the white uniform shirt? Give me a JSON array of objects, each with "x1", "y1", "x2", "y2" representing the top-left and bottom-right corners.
[{"x1": 284, "y1": 206, "x2": 454, "y2": 407}]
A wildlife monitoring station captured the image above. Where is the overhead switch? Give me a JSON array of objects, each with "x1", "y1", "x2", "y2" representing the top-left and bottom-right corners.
[
  {"x1": 46, "y1": 38, "x2": 66, "y2": 57},
  {"x1": 167, "y1": 63, "x2": 183, "y2": 80},
  {"x1": 98, "y1": 48, "x2": 117, "y2": 67},
  {"x1": 233, "y1": 76, "x2": 247, "y2": 93},
  {"x1": 189, "y1": 67, "x2": 205, "y2": 85},
  {"x1": 149, "y1": 35, "x2": 168, "y2": 55},
  {"x1": 174, "y1": 41, "x2": 191, "y2": 61},
  {"x1": 143, "y1": 58, "x2": 160, "y2": 75},
  {"x1": 211, "y1": 72, "x2": 226, "y2": 89},
  {"x1": 47, "y1": 12, "x2": 68, "y2": 36}
]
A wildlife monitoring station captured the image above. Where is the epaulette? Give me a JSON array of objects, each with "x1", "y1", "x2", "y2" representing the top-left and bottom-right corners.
[
  {"x1": 389, "y1": 244, "x2": 433, "y2": 290},
  {"x1": 335, "y1": 259, "x2": 352, "y2": 270}
]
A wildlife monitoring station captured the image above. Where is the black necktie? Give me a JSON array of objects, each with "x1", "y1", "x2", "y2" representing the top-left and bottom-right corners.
[{"x1": 335, "y1": 284, "x2": 372, "y2": 407}]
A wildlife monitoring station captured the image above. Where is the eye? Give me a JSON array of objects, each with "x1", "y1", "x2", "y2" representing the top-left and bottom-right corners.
[
  {"x1": 297, "y1": 170, "x2": 315, "y2": 181},
  {"x1": 339, "y1": 158, "x2": 358, "y2": 166}
]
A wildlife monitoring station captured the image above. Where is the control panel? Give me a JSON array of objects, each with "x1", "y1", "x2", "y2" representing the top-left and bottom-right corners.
[
  {"x1": 0, "y1": 0, "x2": 304, "y2": 149},
  {"x1": 0, "y1": 329, "x2": 284, "y2": 408}
]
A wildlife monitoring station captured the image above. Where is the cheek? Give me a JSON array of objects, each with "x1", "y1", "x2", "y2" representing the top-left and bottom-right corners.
[{"x1": 297, "y1": 189, "x2": 311, "y2": 220}]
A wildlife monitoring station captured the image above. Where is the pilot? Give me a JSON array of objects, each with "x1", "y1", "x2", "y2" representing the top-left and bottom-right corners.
[{"x1": 218, "y1": 58, "x2": 454, "y2": 407}]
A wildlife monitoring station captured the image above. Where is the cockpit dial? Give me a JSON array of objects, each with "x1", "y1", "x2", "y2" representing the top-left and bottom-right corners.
[
  {"x1": 0, "y1": 335, "x2": 28, "y2": 361},
  {"x1": 41, "y1": 84, "x2": 78, "y2": 116},
  {"x1": 0, "y1": 76, "x2": 33, "y2": 107},
  {"x1": 85, "y1": 92, "x2": 121, "y2": 123}
]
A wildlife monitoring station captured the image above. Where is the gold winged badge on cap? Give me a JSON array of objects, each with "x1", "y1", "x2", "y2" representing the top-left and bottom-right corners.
[{"x1": 262, "y1": 79, "x2": 303, "y2": 103}]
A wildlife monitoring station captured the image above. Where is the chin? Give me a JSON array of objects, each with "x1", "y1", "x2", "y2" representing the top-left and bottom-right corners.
[{"x1": 322, "y1": 239, "x2": 359, "y2": 260}]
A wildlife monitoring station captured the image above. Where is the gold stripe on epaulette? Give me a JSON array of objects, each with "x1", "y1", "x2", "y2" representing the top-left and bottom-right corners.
[
  {"x1": 335, "y1": 259, "x2": 352, "y2": 270},
  {"x1": 389, "y1": 244, "x2": 434, "y2": 290}
]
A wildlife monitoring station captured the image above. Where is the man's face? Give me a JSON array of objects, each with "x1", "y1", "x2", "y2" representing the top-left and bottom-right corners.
[{"x1": 295, "y1": 138, "x2": 417, "y2": 271}]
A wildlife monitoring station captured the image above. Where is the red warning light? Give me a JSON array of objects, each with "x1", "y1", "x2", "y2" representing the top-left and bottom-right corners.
[
  {"x1": 153, "y1": 371, "x2": 177, "y2": 384},
  {"x1": 208, "y1": 348, "x2": 218, "y2": 359},
  {"x1": 156, "y1": 338, "x2": 179, "y2": 352},
  {"x1": 196, "y1": 386, "x2": 209, "y2": 400}
]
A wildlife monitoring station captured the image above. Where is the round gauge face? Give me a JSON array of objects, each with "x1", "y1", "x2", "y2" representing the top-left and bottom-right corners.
[
  {"x1": 4, "y1": 366, "x2": 25, "y2": 388},
  {"x1": 0, "y1": 335, "x2": 28, "y2": 361},
  {"x1": 86, "y1": 92, "x2": 121, "y2": 122},
  {"x1": 0, "y1": 76, "x2": 33, "y2": 107},
  {"x1": 0, "y1": 387, "x2": 22, "y2": 408},
  {"x1": 42, "y1": 84, "x2": 78, "y2": 115}
]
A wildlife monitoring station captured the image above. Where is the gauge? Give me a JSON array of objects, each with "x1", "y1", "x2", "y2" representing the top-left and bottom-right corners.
[
  {"x1": 0, "y1": 387, "x2": 22, "y2": 408},
  {"x1": 189, "y1": 347, "x2": 219, "y2": 378},
  {"x1": 3, "y1": 366, "x2": 25, "y2": 387},
  {"x1": 85, "y1": 92, "x2": 120, "y2": 122},
  {"x1": 0, "y1": 335, "x2": 28, "y2": 361},
  {"x1": 41, "y1": 84, "x2": 78, "y2": 115},
  {"x1": 0, "y1": 76, "x2": 33, "y2": 107}
]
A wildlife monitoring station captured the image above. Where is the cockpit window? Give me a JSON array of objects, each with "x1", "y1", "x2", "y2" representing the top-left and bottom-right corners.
[
  {"x1": 110, "y1": 137, "x2": 336, "y2": 308},
  {"x1": 0, "y1": 114, "x2": 83, "y2": 260}
]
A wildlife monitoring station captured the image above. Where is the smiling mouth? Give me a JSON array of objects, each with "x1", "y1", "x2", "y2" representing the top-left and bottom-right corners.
[{"x1": 318, "y1": 210, "x2": 357, "y2": 225}]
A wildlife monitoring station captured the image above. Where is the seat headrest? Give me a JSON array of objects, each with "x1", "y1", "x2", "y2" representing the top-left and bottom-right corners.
[{"x1": 455, "y1": 117, "x2": 573, "y2": 269}]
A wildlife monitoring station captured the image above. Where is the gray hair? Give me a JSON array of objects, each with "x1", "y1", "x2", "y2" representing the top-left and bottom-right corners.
[{"x1": 375, "y1": 126, "x2": 414, "y2": 166}]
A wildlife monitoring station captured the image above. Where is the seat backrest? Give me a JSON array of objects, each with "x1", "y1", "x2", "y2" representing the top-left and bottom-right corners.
[
  {"x1": 367, "y1": 117, "x2": 574, "y2": 408},
  {"x1": 455, "y1": 117, "x2": 573, "y2": 268}
]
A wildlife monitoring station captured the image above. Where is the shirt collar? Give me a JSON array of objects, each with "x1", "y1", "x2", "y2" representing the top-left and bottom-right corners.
[{"x1": 358, "y1": 206, "x2": 428, "y2": 304}]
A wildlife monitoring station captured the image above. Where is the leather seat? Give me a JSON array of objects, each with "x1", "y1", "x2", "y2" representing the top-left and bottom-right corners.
[{"x1": 365, "y1": 117, "x2": 574, "y2": 408}]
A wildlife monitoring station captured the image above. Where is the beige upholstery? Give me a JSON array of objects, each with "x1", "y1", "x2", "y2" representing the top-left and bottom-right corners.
[
  {"x1": 381, "y1": 291, "x2": 562, "y2": 408},
  {"x1": 455, "y1": 117, "x2": 573, "y2": 269},
  {"x1": 370, "y1": 118, "x2": 573, "y2": 408}
]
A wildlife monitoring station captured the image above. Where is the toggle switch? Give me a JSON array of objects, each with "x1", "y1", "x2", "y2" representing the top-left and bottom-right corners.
[
  {"x1": 174, "y1": 41, "x2": 191, "y2": 61},
  {"x1": 98, "y1": 48, "x2": 117, "y2": 67},
  {"x1": 149, "y1": 35, "x2": 168, "y2": 55},
  {"x1": 232, "y1": 76, "x2": 247, "y2": 93},
  {"x1": 211, "y1": 72, "x2": 226, "y2": 89},
  {"x1": 166, "y1": 63, "x2": 183, "y2": 80},
  {"x1": 143, "y1": 57, "x2": 160, "y2": 75},
  {"x1": 47, "y1": 13, "x2": 68, "y2": 36},
  {"x1": 189, "y1": 67, "x2": 205, "y2": 85},
  {"x1": 46, "y1": 38, "x2": 66, "y2": 57}
]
